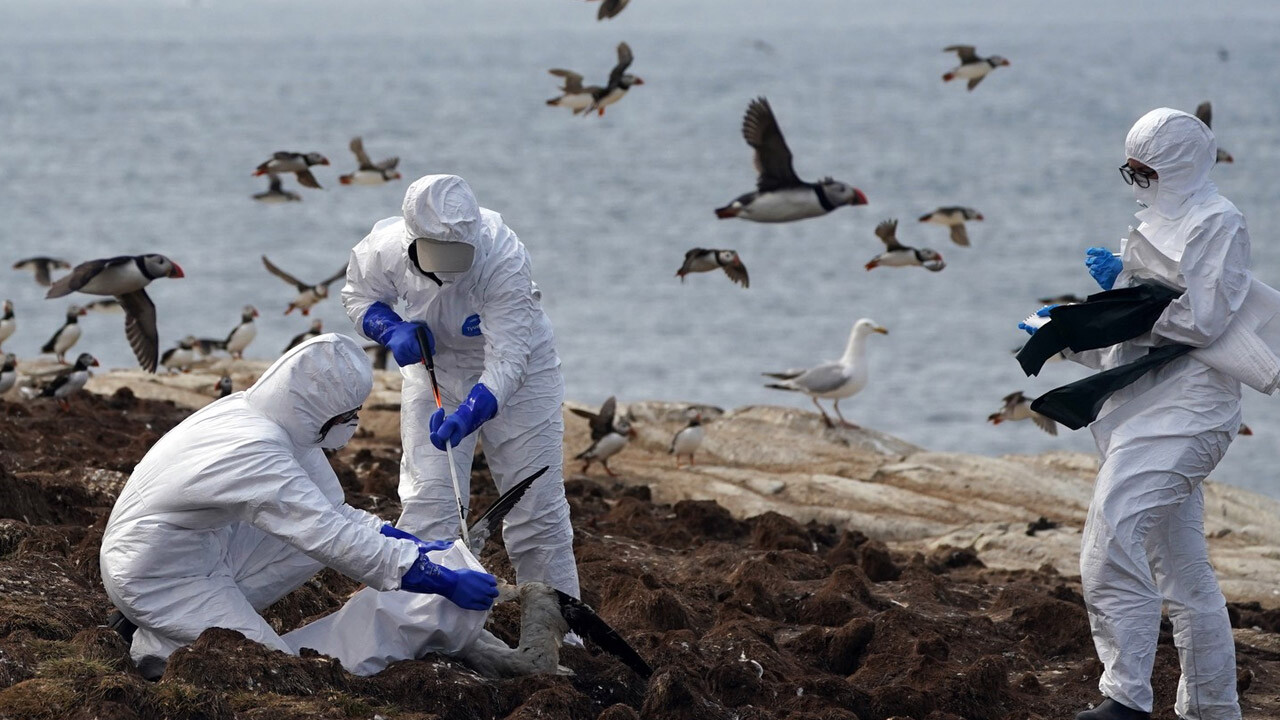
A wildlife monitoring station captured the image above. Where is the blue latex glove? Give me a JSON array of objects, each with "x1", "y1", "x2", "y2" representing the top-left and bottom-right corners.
[
  {"x1": 1017, "y1": 304, "x2": 1058, "y2": 336},
  {"x1": 429, "y1": 383, "x2": 498, "y2": 451},
  {"x1": 380, "y1": 524, "x2": 455, "y2": 553},
  {"x1": 362, "y1": 301, "x2": 435, "y2": 367},
  {"x1": 1085, "y1": 247, "x2": 1122, "y2": 291},
  {"x1": 400, "y1": 548, "x2": 499, "y2": 611}
]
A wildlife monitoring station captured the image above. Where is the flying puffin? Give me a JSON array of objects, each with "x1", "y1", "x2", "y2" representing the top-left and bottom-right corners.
[
  {"x1": 676, "y1": 249, "x2": 749, "y2": 288},
  {"x1": 339, "y1": 137, "x2": 401, "y2": 185},
  {"x1": 669, "y1": 410, "x2": 705, "y2": 468},
  {"x1": 0, "y1": 300, "x2": 14, "y2": 349},
  {"x1": 918, "y1": 206, "x2": 983, "y2": 246},
  {"x1": 284, "y1": 319, "x2": 323, "y2": 353},
  {"x1": 222, "y1": 305, "x2": 259, "y2": 359},
  {"x1": 1194, "y1": 102, "x2": 1234, "y2": 164},
  {"x1": 941, "y1": 46, "x2": 1010, "y2": 91},
  {"x1": 261, "y1": 256, "x2": 347, "y2": 315},
  {"x1": 0, "y1": 353, "x2": 17, "y2": 395},
  {"x1": 45, "y1": 254, "x2": 184, "y2": 373},
  {"x1": 29, "y1": 352, "x2": 99, "y2": 411},
  {"x1": 865, "y1": 219, "x2": 945, "y2": 271},
  {"x1": 215, "y1": 374, "x2": 233, "y2": 398},
  {"x1": 587, "y1": 0, "x2": 629, "y2": 20},
  {"x1": 252, "y1": 174, "x2": 302, "y2": 203},
  {"x1": 41, "y1": 305, "x2": 87, "y2": 364},
  {"x1": 160, "y1": 336, "x2": 199, "y2": 374},
  {"x1": 715, "y1": 97, "x2": 867, "y2": 222},
  {"x1": 12, "y1": 257, "x2": 71, "y2": 287},
  {"x1": 570, "y1": 396, "x2": 636, "y2": 477},
  {"x1": 987, "y1": 391, "x2": 1057, "y2": 436},
  {"x1": 252, "y1": 151, "x2": 329, "y2": 189},
  {"x1": 546, "y1": 42, "x2": 644, "y2": 117}
]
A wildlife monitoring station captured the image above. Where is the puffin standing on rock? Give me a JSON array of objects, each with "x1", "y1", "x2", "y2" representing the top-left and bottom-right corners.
[
  {"x1": 339, "y1": 137, "x2": 401, "y2": 185},
  {"x1": 0, "y1": 354, "x2": 17, "y2": 395},
  {"x1": 41, "y1": 305, "x2": 87, "y2": 364},
  {"x1": 715, "y1": 97, "x2": 868, "y2": 222},
  {"x1": 12, "y1": 257, "x2": 70, "y2": 287},
  {"x1": 45, "y1": 254, "x2": 184, "y2": 373},
  {"x1": 571, "y1": 396, "x2": 635, "y2": 477},
  {"x1": 222, "y1": 305, "x2": 259, "y2": 359},
  {"x1": 160, "y1": 336, "x2": 199, "y2": 374},
  {"x1": 215, "y1": 374, "x2": 233, "y2": 398},
  {"x1": 866, "y1": 220, "x2": 945, "y2": 271},
  {"x1": 941, "y1": 45, "x2": 1010, "y2": 91},
  {"x1": 284, "y1": 319, "x2": 323, "y2": 353},
  {"x1": 918, "y1": 206, "x2": 983, "y2": 247},
  {"x1": 261, "y1": 256, "x2": 347, "y2": 316},
  {"x1": 676, "y1": 249, "x2": 749, "y2": 288},
  {"x1": 669, "y1": 410, "x2": 705, "y2": 468},
  {"x1": 0, "y1": 300, "x2": 14, "y2": 349},
  {"x1": 28, "y1": 352, "x2": 99, "y2": 411},
  {"x1": 252, "y1": 152, "x2": 329, "y2": 189}
]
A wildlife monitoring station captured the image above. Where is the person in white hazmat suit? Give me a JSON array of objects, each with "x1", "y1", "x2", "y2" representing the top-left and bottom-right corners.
[
  {"x1": 100, "y1": 333, "x2": 499, "y2": 679},
  {"x1": 342, "y1": 174, "x2": 580, "y2": 601},
  {"x1": 1033, "y1": 109, "x2": 1249, "y2": 720}
]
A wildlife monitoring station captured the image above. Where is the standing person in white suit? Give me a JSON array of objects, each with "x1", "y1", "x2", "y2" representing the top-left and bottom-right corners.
[
  {"x1": 1026, "y1": 108, "x2": 1249, "y2": 720},
  {"x1": 100, "y1": 334, "x2": 499, "y2": 678},
  {"x1": 343, "y1": 174, "x2": 580, "y2": 601}
]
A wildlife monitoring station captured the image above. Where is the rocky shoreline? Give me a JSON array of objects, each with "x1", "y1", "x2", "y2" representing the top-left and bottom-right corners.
[{"x1": 0, "y1": 364, "x2": 1277, "y2": 719}]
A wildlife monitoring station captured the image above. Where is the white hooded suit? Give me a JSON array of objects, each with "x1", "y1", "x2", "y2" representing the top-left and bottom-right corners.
[
  {"x1": 343, "y1": 175, "x2": 579, "y2": 599},
  {"x1": 100, "y1": 334, "x2": 488, "y2": 675},
  {"x1": 1068, "y1": 109, "x2": 1247, "y2": 720}
]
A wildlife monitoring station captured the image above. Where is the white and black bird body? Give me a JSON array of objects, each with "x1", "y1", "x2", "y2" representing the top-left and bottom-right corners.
[
  {"x1": 41, "y1": 305, "x2": 87, "y2": 363},
  {"x1": 546, "y1": 42, "x2": 643, "y2": 117},
  {"x1": 339, "y1": 137, "x2": 401, "y2": 185},
  {"x1": 918, "y1": 206, "x2": 983, "y2": 247},
  {"x1": 284, "y1": 319, "x2": 323, "y2": 353},
  {"x1": 765, "y1": 318, "x2": 888, "y2": 428},
  {"x1": 262, "y1": 256, "x2": 346, "y2": 316},
  {"x1": 216, "y1": 374, "x2": 233, "y2": 398},
  {"x1": 571, "y1": 396, "x2": 635, "y2": 477},
  {"x1": 12, "y1": 257, "x2": 70, "y2": 287},
  {"x1": 253, "y1": 174, "x2": 302, "y2": 203},
  {"x1": 45, "y1": 254, "x2": 184, "y2": 374},
  {"x1": 0, "y1": 353, "x2": 17, "y2": 394},
  {"x1": 988, "y1": 391, "x2": 1057, "y2": 436},
  {"x1": 716, "y1": 97, "x2": 867, "y2": 223},
  {"x1": 669, "y1": 412, "x2": 705, "y2": 467},
  {"x1": 676, "y1": 249, "x2": 749, "y2": 288},
  {"x1": 866, "y1": 219, "x2": 945, "y2": 271},
  {"x1": 1194, "y1": 102, "x2": 1234, "y2": 164},
  {"x1": 223, "y1": 305, "x2": 259, "y2": 358},
  {"x1": 35, "y1": 352, "x2": 98, "y2": 410},
  {"x1": 160, "y1": 335, "x2": 198, "y2": 373},
  {"x1": 941, "y1": 45, "x2": 1010, "y2": 90},
  {"x1": 0, "y1": 300, "x2": 14, "y2": 349},
  {"x1": 252, "y1": 151, "x2": 329, "y2": 189}
]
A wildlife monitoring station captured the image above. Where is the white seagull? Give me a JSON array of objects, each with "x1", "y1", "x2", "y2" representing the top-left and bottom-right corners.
[{"x1": 764, "y1": 318, "x2": 888, "y2": 428}]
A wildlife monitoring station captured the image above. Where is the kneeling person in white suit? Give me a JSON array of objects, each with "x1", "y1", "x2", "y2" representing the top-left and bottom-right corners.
[{"x1": 99, "y1": 333, "x2": 499, "y2": 678}]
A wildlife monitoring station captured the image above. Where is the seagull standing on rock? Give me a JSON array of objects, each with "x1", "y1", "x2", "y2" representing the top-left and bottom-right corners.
[{"x1": 764, "y1": 318, "x2": 888, "y2": 428}]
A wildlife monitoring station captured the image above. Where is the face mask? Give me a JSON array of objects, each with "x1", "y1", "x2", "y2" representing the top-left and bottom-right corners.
[
  {"x1": 319, "y1": 420, "x2": 358, "y2": 449},
  {"x1": 1133, "y1": 178, "x2": 1158, "y2": 208}
]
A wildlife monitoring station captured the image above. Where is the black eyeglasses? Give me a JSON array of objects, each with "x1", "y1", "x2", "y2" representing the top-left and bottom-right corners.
[
  {"x1": 1118, "y1": 164, "x2": 1157, "y2": 189},
  {"x1": 318, "y1": 406, "x2": 361, "y2": 439}
]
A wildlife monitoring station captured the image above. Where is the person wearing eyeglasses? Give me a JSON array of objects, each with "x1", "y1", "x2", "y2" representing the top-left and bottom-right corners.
[
  {"x1": 342, "y1": 175, "x2": 579, "y2": 605},
  {"x1": 99, "y1": 333, "x2": 499, "y2": 679},
  {"x1": 1062, "y1": 109, "x2": 1251, "y2": 720}
]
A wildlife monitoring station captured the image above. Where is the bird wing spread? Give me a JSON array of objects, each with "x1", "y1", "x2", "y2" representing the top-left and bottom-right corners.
[
  {"x1": 548, "y1": 68, "x2": 585, "y2": 94},
  {"x1": 945, "y1": 45, "x2": 978, "y2": 63},
  {"x1": 261, "y1": 255, "x2": 307, "y2": 290},
  {"x1": 875, "y1": 219, "x2": 904, "y2": 250},
  {"x1": 743, "y1": 97, "x2": 802, "y2": 191},
  {"x1": 1195, "y1": 101, "x2": 1213, "y2": 128},
  {"x1": 319, "y1": 265, "x2": 349, "y2": 288},
  {"x1": 722, "y1": 258, "x2": 749, "y2": 288},
  {"x1": 607, "y1": 42, "x2": 635, "y2": 88},
  {"x1": 45, "y1": 256, "x2": 133, "y2": 298},
  {"x1": 349, "y1": 136, "x2": 373, "y2": 169},
  {"x1": 119, "y1": 290, "x2": 159, "y2": 373}
]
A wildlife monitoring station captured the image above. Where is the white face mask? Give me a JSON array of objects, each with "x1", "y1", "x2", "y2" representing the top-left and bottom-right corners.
[
  {"x1": 319, "y1": 420, "x2": 358, "y2": 449},
  {"x1": 1133, "y1": 178, "x2": 1158, "y2": 208}
]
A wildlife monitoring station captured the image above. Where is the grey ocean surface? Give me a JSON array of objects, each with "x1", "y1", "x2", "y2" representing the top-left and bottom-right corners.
[{"x1": 3, "y1": 0, "x2": 1280, "y2": 498}]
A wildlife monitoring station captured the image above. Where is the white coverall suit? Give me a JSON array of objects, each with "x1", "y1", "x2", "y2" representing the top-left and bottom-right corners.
[
  {"x1": 1068, "y1": 109, "x2": 1248, "y2": 720},
  {"x1": 100, "y1": 334, "x2": 489, "y2": 676},
  {"x1": 342, "y1": 175, "x2": 580, "y2": 599}
]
